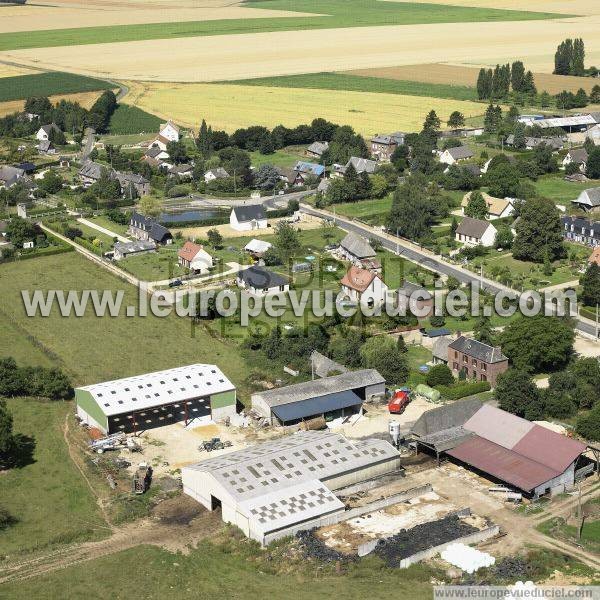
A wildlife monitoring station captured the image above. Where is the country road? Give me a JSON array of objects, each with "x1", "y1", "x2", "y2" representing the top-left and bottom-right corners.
[{"x1": 300, "y1": 204, "x2": 599, "y2": 339}]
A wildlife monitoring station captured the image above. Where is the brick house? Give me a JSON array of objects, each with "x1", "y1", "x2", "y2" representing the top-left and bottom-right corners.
[
  {"x1": 370, "y1": 132, "x2": 405, "y2": 162},
  {"x1": 447, "y1": 336, "x2": 508, "y2": 387}
]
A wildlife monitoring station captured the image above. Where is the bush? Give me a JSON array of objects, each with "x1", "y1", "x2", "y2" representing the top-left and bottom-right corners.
[
  {"x1": 436, "y1": 380, "x2": 491, "y2": 400},
  {"x1": 427, "y1": 364, "x2": 454, "y2": 387},
  {"x1": 0, "y1": 357, "x2": 73, "y2": 400}
]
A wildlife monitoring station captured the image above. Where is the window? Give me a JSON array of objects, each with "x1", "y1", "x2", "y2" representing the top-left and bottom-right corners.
[
  {"x1": 454, "y1": 351, "x2": 458, "y2": 359},
  {"x1": 482, "y1": 363, "x2": 487, "y2": 371},
  {"x1": 472, "y1": 359, "x2": 477, "y2": 367},
  {"x1": 481, "y1": 374, "x2": 487, "y2": 382},
  {"x1": 463, "y1": 355, "x2": 468, "y2": 363}
]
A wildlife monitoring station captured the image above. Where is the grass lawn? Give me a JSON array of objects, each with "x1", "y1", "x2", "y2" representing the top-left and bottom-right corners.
[
  {"x1": 86, "y1": 215, "x2": 130, "y2": 237},
  {"x1": 225, "y1": 72, "x2": 478, "y2": 102},
  {"x1": 333, "y1": 195, "x2": 393, "y2": 226},
  {"x1": 248, "y1": 146, "x2": 305, "y2": 169},
  {"x1": 0, "y1": 71, "x2": 112, "y2": 102},
  {"x1": 534, "y1": 174, "x2": 600, "y2": 207},
  {"x1": 0, "y1": 2, "x2": 561, "y2": 51},
  {"x1": 120, "y1": 244, "x2": 186, "y2": 282},
  {"x1": 0, "y1": 399, "x2": 107, "y2": 557},
  {"x1": 0, "y1": 252, "x2": 249, "y2": 388},
  {"x1": 68, "y1": 220, "x2": 116, "y2": 248},
  {"x1": 0, "y1": 542, "x2": 437, "y2": 599},
  {"x1": 406, "y1": 344, "x2": 432, "y2": 372}
]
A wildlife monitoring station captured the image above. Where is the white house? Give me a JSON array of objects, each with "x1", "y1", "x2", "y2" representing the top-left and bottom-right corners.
[
  {"x1": 439, "y1": 145, "x2": 474, "y2": 166},
  {"x1": 237, "y1": 265, "x2": 289, "y2": 296},
  {"x1": 461, "y1": 192, "x2": 514, "y2": 220},
  {"x1": 204, "y1": 167, "x2": 229, "y2": 183},
  {"x1": 36, "y1": 124, "x2": 60, "y2": 142},
  {"x1": 149, "y1": 135, "x2": 170, "y2": 153},
  {"x1": 562, "y1": 148, "x2": 588, "y2": 172},
  {"x1": 338, "y1": 232, "x2": 376, "y2": 264},
  {"x1": 572, "y1": 188, "x2": 600, "y2": 212},
  {"x1": 340, "y1": 265, "x2": 388, "y2": 306},
  {"x1": 230, "y1": 205, "x2": 267, "y2": 232},
  {"x1": 455, "y1": 216, "x2": 497, "y2": 247},
  {"x1": 159, "y1": 120, "x2": 180, "y2": 142},
  {"x1": 177, "y1": 241, "x2": 213, "y2": 274}
]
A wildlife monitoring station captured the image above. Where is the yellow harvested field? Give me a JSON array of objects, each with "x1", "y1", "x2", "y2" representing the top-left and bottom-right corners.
[
  {"x1": 123, "y1": 81, "x2": 487, "y2": 136},
  {"x1": 3, "y1": 12, "x2": 599, "y2": 81},
  {"x1": 0, "y1": 90, "x2": 108, "y2": 117},
  {"x1": 0, "y1": 63, "x2": 38, "y2": 78},
  {"x1": 0, "y1": 0, "x2": 314, "y2": 34},
  {"x1": 348, "y1": 63, "x2": 600, "y2": 95}
]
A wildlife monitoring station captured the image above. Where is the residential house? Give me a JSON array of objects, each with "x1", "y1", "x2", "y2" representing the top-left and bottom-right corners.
[
  {"x1": 370, "y1": 132, "x2": 405, "y2": 162},
  {"x1": 116, "y1": 172, "x2": 150, "y2": 197},
  {"x1": 177, "y1": 241, "x2": 213, "y2": 274},
  {"x1": 306, "y1": 141, "x2": 329, "y2": 159},
  {"x1": 589, "y1": 246, "x2": 600, "y2": 266},
  {"x1": 439, "y1": 145, "x2": 474, "y2": 165},
  {"x1": 462, "y1": 164, "x2": 482, "y2": 178},
  {"x1": 113, "y1": 240, "x2": 156, "y2": 260},
  {"x1": 37, "y1": 140, "x2": 56, "y2": 155},
  {"x1": 159, "y1": 120, "x2": 180, "y2": 142},
  {"x1": 455, "y1": 217, "x2": 497, "y2": 247},
  {"x1": 168, "y1": 163, "x2": 194, "y2": 179},
  {"x1": 244, "y1": 238, "x2": 272, "y2": 257},
  {"x1": 461, "y1": 192, "x2": 514, "y2": 220},
  {"x1": 506, "y1": 136, "x2": 564, "y2": 151},
  {"x1": 397, "y1": 280, "x2": 433, "y2": 319},
  {"x1": 78, "y1": 160, "x2": 105, "y2": 186},
  {"x1": 230, "y1": 205, "x2": 267, "y2": 232},
  {"x1": 317, "y1": 178, "x2": 331, "y2": 194},
  {"x1": 562, "y1": 148, "x2": 589, "y2": 172},
  {"x1": 333, "y1": 156, "x2": 377, "y2": 177},
  {"x1": 145, "y1": 145, "x2": 169, "y2": 162},
  {"x1": 129, "y1": 211, "x2": 173, "y2": 245},
  {"x1": 431, "y1": 335, "x2": 452, "y2": 365},
  {"x1": 448, "y1": 335, "x2": 508, "y2": 387},
  {"x1": 237, "y1": 265, "x2": 289, "y2": 296},
  {"x1": 36, "y1": 124, "x2": 60, "y2": 142},
  {"x1": 293, "y1": 161, "x2": 325, "y2": 185},
  {"x1": 571, "y1": 187, "x2": 600, "y2": 213},
  {"x1": 561, "y1": 215, "x2": 600, "y2": 246},
  {"x1": 586, "y1": 124, "x2": 600, "y2": 146},
  {"x1": 15, "y1": 162, "x2": 35, "y2": 176},
  {"x1": 204, "y1": 167, "x2": 229, "y2": 183},
  {"x1": 340, "y1": 265, "x2": 388, "y2": 306},
  {"x1": 0, "y1": 165, "x2": 25, "y2": 188},
  {"x1": 339, "y1": 232, "x2": 376, "y2": 263}
]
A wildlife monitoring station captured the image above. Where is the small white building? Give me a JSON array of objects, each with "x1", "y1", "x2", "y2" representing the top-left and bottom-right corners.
[
  {"x1": 36, "y1": 124, "x2": 60, "y2": 142},
  {"x1": 177, "y1": 240, "x2": 213, "y2": 274},
  {"x1": 244, "y1": 238, "x2": 272, "y2": 256},
  {"x1": 572, "y1": 187, "x2": 600, "y2": 212},
  {"x1": 113, "y1": 240, "x2": 156, "y2": 260},
  {"x1": 204, "y1": 167, "x2": 229, "y2": 183},
  {"x1": 159, "y1": 120, "x2": 180, "y2": 142},
  {"x1": 455, "y1": 216, "x2": 497, "y2": 247},
  {"x1": 230, "y1": 205, "x2": 267, "y2": 232},
  {"x1": 439, "y1": 145, "x2": 475, "y2": 166},
  {"x1": 562, "y1": 148, "x2": 588, "y2": 172},
  {"x1": 340, "y1": 265, "x2": 388, "y2": 306},
  {"x1": 237, "y1": 265, "x2": 289, "y2": 296}
]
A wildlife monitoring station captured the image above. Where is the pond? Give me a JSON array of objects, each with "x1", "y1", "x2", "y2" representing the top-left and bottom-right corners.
[{"x1": 159, "y1": 209, "x2": 225, "y2": 224}]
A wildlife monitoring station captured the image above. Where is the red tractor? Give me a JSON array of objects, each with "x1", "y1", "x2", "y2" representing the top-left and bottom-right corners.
[{"x1": 388, "y1": 388, "x2": 411, "y2": 414}]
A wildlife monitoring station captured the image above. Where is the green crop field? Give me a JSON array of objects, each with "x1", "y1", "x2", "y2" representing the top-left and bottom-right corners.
[
  {"x1": 108, "y1": 104, "x2": 163, "y2": 135},
  {"x1": 0, "y1": 1, "x2": 564, "y2": 51},
  {"x1": 0, "y1": 399, "x2": 107, "y2": 557},
  {"x1": 0, "y1": 71, "x2": 113, "y2": 102},
  {"x1": 224, "y1": 72, "x2": 478, "y2": 102}
]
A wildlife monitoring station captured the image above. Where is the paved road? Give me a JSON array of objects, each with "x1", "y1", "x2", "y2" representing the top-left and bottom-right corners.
[
  {"x1": 300, "y1": 204, "x2": 599, "y2": 339},
  {"x1": 81, "y1": 127, "x2": 96, "y2": 161}
]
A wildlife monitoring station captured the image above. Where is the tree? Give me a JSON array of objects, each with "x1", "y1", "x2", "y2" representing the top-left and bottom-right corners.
[
  {"x1": 390, "y1": 144, "x2": 409, "y2": 173},
  {"x1": 499, "y1": 315, "x2": 574, "y2": 373},
  {"x1": 5, "y1": 217, "x2": 38, "y2": 247},
  {"x1": 447, "y1": 111, "x2": 465, "y2": 129},
  {"x1": 359, "y1": 337, "x2": 408, "y2": 384},
  {"x1": 591, "y1": 85, "x2": 600, "y2": 104},
  {"x1": 494, "y1": 225, "x2": 514, "y2": 250},
  {"x1": 328, "y1": 329, "x2": 367, "y2": 368},
  {"x1": 273, "y1": 220, "x2": 300, "y2": 265},
  {"x1": 218, "y1": 147, "x2": 253, "y2": 186},
  {"x1": 206, "y1": 228, "x2": 223, "y2": 249},
  {"x1": 495, "y1": 369, "x2": 542, "y2": 419},
  {"x1": 511, "y1": 61, "x2": 525, "y2": 92},
  {"x1": 253, "y1": 164, "x2": 281, "y2": 190},
  {"x1": 0, "y1": 400, "x2": 15, "y2": 463},
  {"x1": 426, "y1": 364, "x2": 454, "y2": 387},
  {"x1": 580, "y1": 263, "x2": 600, "y2": 307},
  {"x1": 196, "y1": 119, "x2": 213, "y2": 157},
  {"x1": 321, "y1": 125, "x2": 368, "y2": 165},
  {"x1": 477, "y1": 68, "x2": 493, "y2": 100},
  {"x1": 396, "y1": 335, "x2": 408, "y2": 353},
  {"x1": 166, "y1": 140, "x2": 188, "y2": 165},
  {"x1": 576, "y1": 404, "x2": 600, "y2": 441},
  {"x1": 473, "y1": 315, "x2": 495, "y2": 346},
  {"x1": 586, "y1": 147, "x2": 600, "y2": 179},
  {"x1": 483, "y1": 104, "x2": 502, "y2": 133},
  {"x1": 512, "y1": 197, "x2": 565, "y2": 263},
  {"x1": 38, "y1": 170, "x2": 64, "y2": 194},
  {"x1": 464, "y1": 191, "x2": 488, "y2": 220},
  {"x1": 423, "y1": 110, "x2": 441, "y2": 132},
  {"x1": 484, "y1": 162, "x2": 520, "y2": 198},
  {"x1": 137, "y1": 195, "x2": 162, "y2": 218}
]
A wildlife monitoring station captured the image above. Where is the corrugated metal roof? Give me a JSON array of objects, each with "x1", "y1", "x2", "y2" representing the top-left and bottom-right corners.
[
  {"x1": 512, "y1": 424, "x2": 586, "y2": 473},
  {"x1": 271, "y1": 390, "x2": 362, "y2": 423},
  {"x1": 447, "y1": 436, "x2": 558, "y2": 492},
  {"x1": 464, "y1": 404, "x2": 533, "y2": 449},
  {"x1": 253, "y1": 369, "x2": 384, "y2": 408},
  {"x1": 410, "y1": 399, "x2": 483, "y2": 438}
]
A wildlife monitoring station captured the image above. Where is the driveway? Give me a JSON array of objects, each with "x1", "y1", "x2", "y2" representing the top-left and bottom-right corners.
[{"x1": 77, "y1": 217, "x2": 130, "y2": 243}]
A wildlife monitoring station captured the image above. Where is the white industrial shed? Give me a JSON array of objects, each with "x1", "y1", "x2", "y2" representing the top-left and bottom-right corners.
[
  {"x1": 182, "y1": 430, "x2": 400, "y2": 545},
  {"x1": 75, "y1": 364, "x2": 236, "y2": 434},
  {"x1": 251, "y1": 369, "x2": 386, "y2": 426}
]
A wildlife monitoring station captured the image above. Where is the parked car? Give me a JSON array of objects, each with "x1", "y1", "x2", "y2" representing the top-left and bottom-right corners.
[{"x1": 169, "y1": 279, "x2": 183, "y2": 288}]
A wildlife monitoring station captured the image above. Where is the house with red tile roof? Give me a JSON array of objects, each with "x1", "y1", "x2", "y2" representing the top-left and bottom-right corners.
[
  {"x1": 177, "y1": 241, "x2": 213, "y2": 274},
  {"x1": 340, "y1": 265, "x2": 388, "y2": 306}
]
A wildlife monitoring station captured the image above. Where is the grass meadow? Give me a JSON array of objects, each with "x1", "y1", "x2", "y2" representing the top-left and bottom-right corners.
[
  {"x1": 0, "y1": 1, "x2": 560, "y2": 51},
  {"x1": 108, "y1": 104, "x2": 163, "y2": 136},
  {"x1": 0, "y1": 71, "x2": 112, "y2": 102}
]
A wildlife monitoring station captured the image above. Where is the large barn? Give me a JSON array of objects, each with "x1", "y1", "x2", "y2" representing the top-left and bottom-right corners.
[
  {"x1": 251, "y1": 369, "x2": 385, "y2": 426},
  {"x1": 75, "y1": 364, "x2": 236, "y2": 434},
  {"x1": 182, "y1": 430, "x2": 400, "y2": 545},
  {"x1": 411, "y1": 401, "x2": 588, "y2": 498}
]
